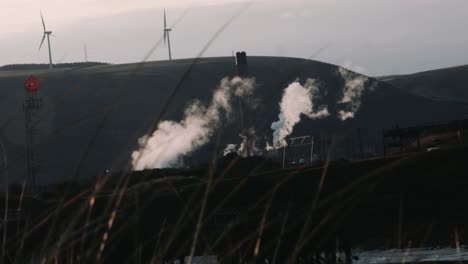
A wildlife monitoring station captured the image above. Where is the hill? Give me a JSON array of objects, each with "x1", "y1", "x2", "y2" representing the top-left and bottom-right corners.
[
  {"x1": 0, "y1": 62, "x2": 109, "y2": 71},
  {"x1": 379, "y1": 64, "x2": 468, "y2": 102},
  {"x1": 1, "y1": 56, "x2": 468, "y2": 184}
]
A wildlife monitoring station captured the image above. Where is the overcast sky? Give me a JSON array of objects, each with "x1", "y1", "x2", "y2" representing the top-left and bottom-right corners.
[{"x1": 1, "y1": 0, "x2": 468, "y2": 76}]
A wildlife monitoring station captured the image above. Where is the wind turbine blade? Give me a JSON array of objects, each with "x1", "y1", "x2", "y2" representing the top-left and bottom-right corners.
[
  {"x1": 164, "y1": 31, "x2": 167, "y2": 45},
  {"x1": 164, "y1": 9, "x2": 167, "y2": 29},
  {"x1": 40, "y1": 11, "x2": 46, "y2": 31},
  {"x1": 38, "y1": 34, "x2": 46, "y2": 52}
]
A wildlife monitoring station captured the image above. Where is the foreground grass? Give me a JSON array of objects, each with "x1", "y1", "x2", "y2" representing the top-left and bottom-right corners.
[{"x1": 1, "y1": 146, "x2": 468, "y2": 263}]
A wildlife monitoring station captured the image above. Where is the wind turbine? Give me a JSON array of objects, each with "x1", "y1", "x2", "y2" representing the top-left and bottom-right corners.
[
  {"x1": 84, "y1": 44, "x2": 88, "y2": 62},
  {"x1": 163, "y1": 9, "x2": 173, "y2": 61},
  {"x1": 38, "y1": 12, "x2": 54, "y2": 69}
]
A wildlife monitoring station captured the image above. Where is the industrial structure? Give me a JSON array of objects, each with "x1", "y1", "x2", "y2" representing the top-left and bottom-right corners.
[
  {"x1": 383, "y1": 119, "x2": 468, "y2": 156},
  {"x1": 235, "y1": 51, "x2": 248, "y2": 76},
  {"x1": 235, "y1": 51, "x2": 257, "y2": 157},
  {"x1": 277, "y1": 118, "x2": 468, "y2": 167},
  {"x1": 282, "y1": 136, "x2": 314, "y2": 168},
  {"x1": 273, "y1": 135, "x2": 334, "y2": 168}
]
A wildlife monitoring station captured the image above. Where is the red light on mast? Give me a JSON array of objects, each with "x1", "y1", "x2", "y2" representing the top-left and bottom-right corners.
[{"x1": 24, "y1": 75, "x2": 41, "y2": 94}]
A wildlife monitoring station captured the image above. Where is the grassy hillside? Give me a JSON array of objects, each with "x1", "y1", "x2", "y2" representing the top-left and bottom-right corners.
[
  {"x1": 1, "y1": 56, "x2": 468, "y2": 184},
  {"x1": 379, "y1": 64, "x2": 468, "y2": 102}
]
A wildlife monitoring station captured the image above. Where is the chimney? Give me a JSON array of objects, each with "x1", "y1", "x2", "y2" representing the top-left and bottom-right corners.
[{"x1": 235, "y1": 51, "x2": 248, "y2": 77}]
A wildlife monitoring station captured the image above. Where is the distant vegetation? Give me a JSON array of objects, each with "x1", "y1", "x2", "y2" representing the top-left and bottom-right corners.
[{"x1": 0, "y1": 62, "x2": 109, "y2": 71}]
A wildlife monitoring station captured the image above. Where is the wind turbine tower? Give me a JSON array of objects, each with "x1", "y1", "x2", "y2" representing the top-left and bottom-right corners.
[
  {"x1": 163, "y1": 9, "x2": 173, "y2": 61},
  {"x1": 84, "y1": 44, "x2": 89, "y2": 62},
  {"x1": 39, "y1": 12, "x2": 54, "y2": 69}
]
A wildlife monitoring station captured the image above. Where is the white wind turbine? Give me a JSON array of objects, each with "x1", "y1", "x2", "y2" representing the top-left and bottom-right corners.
[
  {"x1": 163, "y1": 9, "x2": 173, "y2": 61},
  {"x1": 38, "y1": 12, "x2": 54, "y2": 69}
]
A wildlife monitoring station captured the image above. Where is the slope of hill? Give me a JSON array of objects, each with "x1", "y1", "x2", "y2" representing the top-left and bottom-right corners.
[
  {"x1": 0, "y1": 62, "x2": 109, "y2": 71},
  {"x1": 379, "y1": 64, "x2": 468, "y2": 102},
  {"x1": 1, "y1": 56, "x2": 467, "y2": 184}
]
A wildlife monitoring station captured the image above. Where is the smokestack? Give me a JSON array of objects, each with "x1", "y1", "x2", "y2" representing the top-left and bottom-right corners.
[
  {"x1": 236, "y1": 51, "x2": 248, "y2": 77},
  {"x1": 234, "y1": 51, "x2": 257, "y2": 156}
]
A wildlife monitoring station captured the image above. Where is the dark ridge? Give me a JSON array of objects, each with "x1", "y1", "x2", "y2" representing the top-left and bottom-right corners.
[
  {"x1": 380, "y1": 64, "x2": 468, "y2": 103},
  {"x1": 0, "y1": 62, "x2": 109, "y2": 71}
]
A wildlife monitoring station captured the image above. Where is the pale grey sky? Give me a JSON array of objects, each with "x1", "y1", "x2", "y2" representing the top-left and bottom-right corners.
[{"x1": 1, "y1": 0, "x2": 468, "y2": 76}]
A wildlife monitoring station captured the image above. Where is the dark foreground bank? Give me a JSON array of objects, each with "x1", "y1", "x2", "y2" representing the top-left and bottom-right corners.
[{"x1": 1, "y1": 146, "x2": 468, "y2": 263}]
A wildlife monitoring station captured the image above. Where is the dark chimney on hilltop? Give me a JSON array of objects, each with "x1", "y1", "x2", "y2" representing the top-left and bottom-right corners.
[{"x1": 235, "y1": 51, "x2": 248, "y2": 77}]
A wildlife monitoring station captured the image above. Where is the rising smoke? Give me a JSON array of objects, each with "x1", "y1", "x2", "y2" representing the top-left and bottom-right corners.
[
  {"x1": 223, "y1": 127, "x2": 259, "y2": 157},
  {"x1": 223, "y1": 144, "x2": 238, "y2": 156},
  {"x1": 222, "y1": 76, "x2": 260, "y2": 157},
  {"x1": 237, "y1": 127, "x2": 258, "y2": 156},
  {"x1": 267, "y1": 69, "x2": 375, "y2": 150},
  {"x1": 337, "y1": 67, "x2": 372, "y2": 121},
  {"x1": 131, "y1": 77, "x2": 256, "y2": 170},
  {"x1": 270, "y1": 79, "x2": 329, "y2": 148}
]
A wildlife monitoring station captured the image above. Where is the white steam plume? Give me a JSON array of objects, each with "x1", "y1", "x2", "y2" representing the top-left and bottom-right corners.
[
  {"x1": 337, "y1": 67, "x2": 372, "y2": 121},
  {"x1": 223, "y1": 128, "x2": 259, "y2": 157},
  {"x1": 237, "y1": 127, "x2": 258, "y2": 157},
  {"x1": 223, "y1": 144, "x2": 238, "y2": 156},
  {"x1": 132, "y1": 77, "x2": 256, "y2": 170},
  {"x1": 233, "y1": 77, "x2": 256, "y2": 97},
  {"x1": 222, "y1": 77, "x2": 259, "y2": 157},
  {"x1": 270, "y1": 79, "x2": 329, "y2": 148}
]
